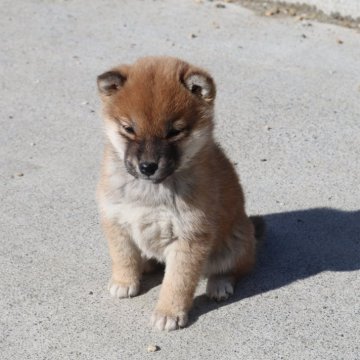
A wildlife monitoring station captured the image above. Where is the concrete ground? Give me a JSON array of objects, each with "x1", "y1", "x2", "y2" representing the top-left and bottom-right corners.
[{"x1": 1, "y1": 0, "x2": 359, "y2": 359}]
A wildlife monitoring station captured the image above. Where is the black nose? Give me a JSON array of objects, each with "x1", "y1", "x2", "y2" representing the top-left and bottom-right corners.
[{"x1": 139, "y1": 162, "x2": 158, "y2": 176}]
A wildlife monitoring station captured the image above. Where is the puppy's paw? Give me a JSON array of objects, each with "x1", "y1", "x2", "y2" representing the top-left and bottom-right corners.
[
  {"x1": 108, "y1": 279, "x2": 140, "y2": 299},
  {"x1": 206, "y1": 276, "x2": 234, "y2": 301},
  {"x1": 151, "y1": 310, "x2": 188, "y2": 331}
]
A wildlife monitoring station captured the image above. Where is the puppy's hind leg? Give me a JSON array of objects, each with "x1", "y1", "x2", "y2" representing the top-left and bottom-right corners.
[
  {"x1": 206, "y1": 274, "x2": 236, "y2": 301},
  {"x1": 205, "y1": 247, "x2": 255, "y2": 302},
  {"x1": 206, "y1": 216, "x2": 260, "y2": 301}
]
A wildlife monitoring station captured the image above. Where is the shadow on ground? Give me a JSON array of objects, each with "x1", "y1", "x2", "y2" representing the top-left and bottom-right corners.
[
  {"x1": 190, "y1": 207, "x2": 360, "y2": 323},
  {"x1": 137, "y1": 208, "x2": 360, "y2": 324}
]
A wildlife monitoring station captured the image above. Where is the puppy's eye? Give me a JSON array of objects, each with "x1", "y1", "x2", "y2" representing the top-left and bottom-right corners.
[
  {"x1": 122, "y1": 125, "x2": 135, "y2": 135},
  {"x1": 166, "y1": 128, "x2": 183, "y2": 139}
]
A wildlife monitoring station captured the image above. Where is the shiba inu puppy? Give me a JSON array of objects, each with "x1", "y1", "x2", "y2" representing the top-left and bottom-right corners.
[{"x1": 96, "y1": 56, "x2": 264, "y2": 331}]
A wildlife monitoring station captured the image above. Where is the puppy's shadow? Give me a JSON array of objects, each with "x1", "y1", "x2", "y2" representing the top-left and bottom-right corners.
[{"x1": 190, "y1": 207, "x2": 360, "y2": 323}]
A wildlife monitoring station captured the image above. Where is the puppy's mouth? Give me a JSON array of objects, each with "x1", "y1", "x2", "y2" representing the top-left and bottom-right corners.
[
  {"x1": 134, "y1": 173, "x2": 172, "y2": 184},
  {"x1": 142, "y1": 176, "x2": 168, "y2": 184}
]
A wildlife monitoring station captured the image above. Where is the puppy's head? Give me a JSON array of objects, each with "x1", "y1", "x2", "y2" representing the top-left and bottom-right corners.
[{"x1": 97, "y1": 56, "x2": 216, "y2": 183}]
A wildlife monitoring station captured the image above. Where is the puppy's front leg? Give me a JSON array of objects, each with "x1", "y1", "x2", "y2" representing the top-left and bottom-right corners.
[
  {"x1": 102, "y1": 217, "x2": 142, "y2": 298},
  {"x1": 151, "y1": 238, "x2": 209, "y2": 331}
]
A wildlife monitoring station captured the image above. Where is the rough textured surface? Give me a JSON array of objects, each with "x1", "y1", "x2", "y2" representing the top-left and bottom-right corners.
[
  {"x1": 277, "y1": 0, "x2": 360, "y2": 18},
  {"x1": 237, "y1": 0, "x2": 360, "y2": 30},
  {"x1": 0, "y1": 0, "x2": 359, "y2": 359}
]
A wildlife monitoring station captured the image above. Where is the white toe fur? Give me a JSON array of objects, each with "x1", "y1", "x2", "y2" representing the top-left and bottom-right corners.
[
  {"x1": 108, "y1": 279, "x2": 140, "y2": 298},
  {"x1": 151, "y1": 311, "x2": 188, "y2": 331},
  {"x1": 206, "y1": 276, "x2": 234, "y2": 301}
]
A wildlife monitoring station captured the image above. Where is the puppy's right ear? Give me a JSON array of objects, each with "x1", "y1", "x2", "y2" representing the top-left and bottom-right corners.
[
  {"x1": 181, "y1": 68, "x2": 216, "y2": 103},
  {"x1": 97, "y1": 67, "x2": 129, "y2": 95}
]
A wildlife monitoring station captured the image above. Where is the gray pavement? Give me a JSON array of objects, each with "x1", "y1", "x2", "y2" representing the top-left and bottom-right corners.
[{"x1": 1, "y1": 0, "x2": 359, "y2": 359}]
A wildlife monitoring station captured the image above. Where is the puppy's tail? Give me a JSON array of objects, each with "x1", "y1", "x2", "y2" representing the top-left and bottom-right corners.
[{"x1": 250, "y1": 215, "x2": 266, "y2": 244}]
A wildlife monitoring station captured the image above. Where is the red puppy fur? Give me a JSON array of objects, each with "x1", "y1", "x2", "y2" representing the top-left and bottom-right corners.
[{"x1": 96, "y1": 56, "x2": 265, "y2": 331}]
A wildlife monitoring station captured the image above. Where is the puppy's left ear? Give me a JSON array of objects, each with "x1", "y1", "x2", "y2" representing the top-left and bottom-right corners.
[
  {"x1": 182, "y1": 69, "x2": 216, "y2": 103},
  {"x1": 97, "y1": 65, "x2": 130, "y2": 96}
]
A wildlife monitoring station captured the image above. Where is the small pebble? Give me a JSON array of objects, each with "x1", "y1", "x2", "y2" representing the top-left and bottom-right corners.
[
  {"x1": 89, "y1": 291, "x2": 93, "y2": 295},
  {"x1": 260, "y1": 159, "x2": 267, "y2": 162},
  {"x1": 336, "y1": 38, "x2": 343, "y2": 44},
  {"x1": 301, "y1": 34, "x2": 307, "y2": 39},
  {"x1": 147, "y1": 344, "x2": 160, "y2": 352},
  {"x1": 215, "y1": 3, "x2": 226, "y2": 8},
  {"x1": 16, "y1": 172, "x2": 24, "y2": 177},
  {"x1": 190, "y1": 33, "x2": 197, "y2": 39},
  {"x1": 81, "y1": 101, "x2": 89, "y2": 106}
]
